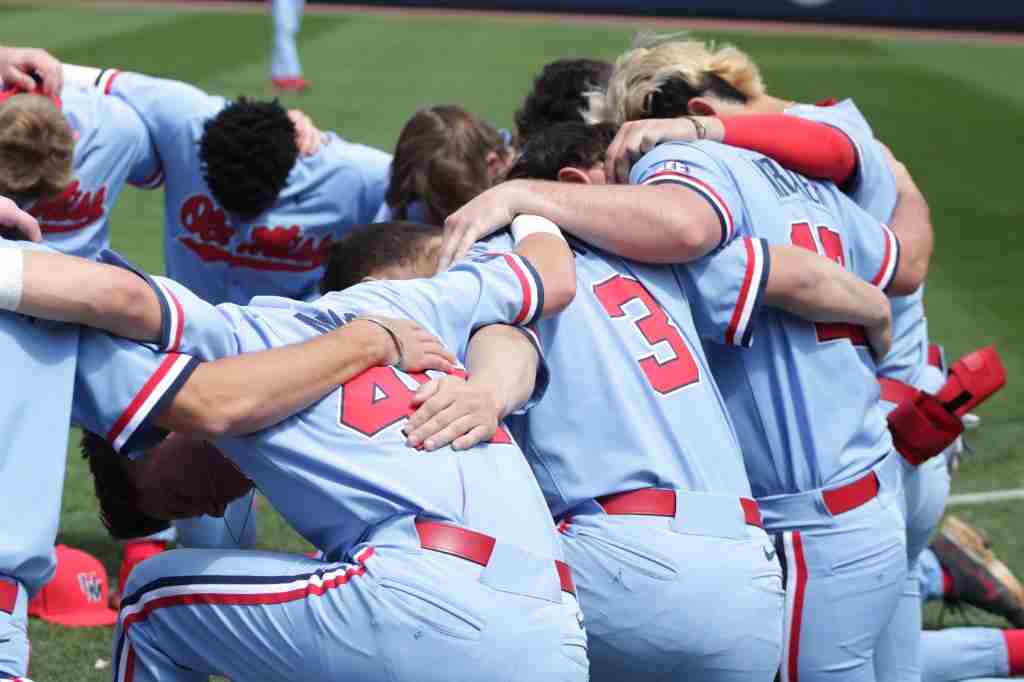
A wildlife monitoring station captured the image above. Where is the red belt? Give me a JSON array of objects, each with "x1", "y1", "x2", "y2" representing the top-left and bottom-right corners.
[
  {"x1": 821, "y1": 471, "x2": 880, "y2": 515},
  {"x1": 414, "y1": 519, "x2": 576, "y2": 597},
  {"x1": 594, "y1": 488, "x2": 764, "y2": 529},
  {"x1": 0, "y1": 577, "x2": 17, "y2": 614},
  {"x1": 879, "y1": 377, "x2": 919, "y2": 405}
]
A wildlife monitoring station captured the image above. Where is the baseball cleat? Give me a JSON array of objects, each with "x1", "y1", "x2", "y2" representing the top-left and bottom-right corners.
[
  {"x1": 931, "y1": 515, "x2": 1024, "y2": 626},
  {"x1": 271, "y1": 76, "x2": 310, "y2": 93}
]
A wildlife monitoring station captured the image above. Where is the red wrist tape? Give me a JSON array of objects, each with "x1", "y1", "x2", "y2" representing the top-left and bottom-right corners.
[
  {"x1": 935, "y1": 346, "x2": 1006, "y2": 416},
  {"x1": 887, "y1": 391, "x2": 964, "y2": 466}
]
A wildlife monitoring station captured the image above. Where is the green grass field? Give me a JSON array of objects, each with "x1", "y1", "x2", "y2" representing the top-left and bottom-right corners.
[{"x1": 2, "y1": 2, "x2": 1023, "y2": 679}]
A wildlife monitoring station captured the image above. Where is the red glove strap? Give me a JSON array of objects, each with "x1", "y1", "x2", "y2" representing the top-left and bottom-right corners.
[{"x1": 721, "y1": 114, "x2": 856, "y2": 186}]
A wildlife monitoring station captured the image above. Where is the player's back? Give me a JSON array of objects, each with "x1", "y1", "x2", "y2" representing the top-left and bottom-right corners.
[
  {"x1": 219, "y1": 292, "x2": 558, "y2": 561},
  {"x1": 637, "y1": 141, "x2": 898, "y2": 497},
  {"x1": 482, "y1": 232, "x2": 754, "y2": 519},
  {"x1": 124, "y1": 257, "x2": 563, "y2": 563},
  {"x1": 787, "y1": 99, "x2": 933, "y2": 390},
  {"x1": 102, "y1": 71, "x2": 391, "y2": 304}
]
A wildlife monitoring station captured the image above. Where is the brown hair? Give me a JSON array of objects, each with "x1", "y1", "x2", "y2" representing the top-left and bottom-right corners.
[
  {"x1": 0, "y1": 94, "x2": 74, "y2": 200},
  {"x1": 385, "y1": 105, "x2": 511, "y2": 225},
  {"x1": 321, "y1": 221, "x2": 444, "y2": 293}
]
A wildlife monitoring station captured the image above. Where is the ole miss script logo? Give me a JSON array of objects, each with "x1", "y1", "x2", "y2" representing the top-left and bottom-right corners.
[
  {"x1": 30, "y1": 180, "x2": 107, "y2": 234},
  {"x1": 178, "y1": 194, "x2": 332, "y2": 272}
]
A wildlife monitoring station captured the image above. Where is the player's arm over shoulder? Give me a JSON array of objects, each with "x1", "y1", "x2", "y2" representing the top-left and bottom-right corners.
[
  {"x1": 65, "y1": 64, "x2": 223, "y2": 137},
  {"x1": 13, "y1": 247, "x2": 163, "y2": 342},
  {"x1": 626, "y1": 141, "x2": 746, "y2": 259}
]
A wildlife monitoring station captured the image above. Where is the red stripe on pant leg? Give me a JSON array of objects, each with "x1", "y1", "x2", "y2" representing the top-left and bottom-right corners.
[
  {"x1": 116, "y1": 551, "x2": 374, "y2": 681},
  {"x1": 125, "y1": 645, "x2": 136, "y2": 682},
  {"x1": 788, "y1": 532, "x2": 808, "y2": 682}
]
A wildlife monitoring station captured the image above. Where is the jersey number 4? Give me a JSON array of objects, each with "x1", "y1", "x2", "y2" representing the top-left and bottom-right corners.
[
  {"x1": 790, "y1": 221, "x2": 868, "y2": 347},
  {"x1": 593, "y1": 275, "x2": 699, "y2": 394},
  {"x1": 338, "y1": 366, "x2": 512, "y2": 443}
]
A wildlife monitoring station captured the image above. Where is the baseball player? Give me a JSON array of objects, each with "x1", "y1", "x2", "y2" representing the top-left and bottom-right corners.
[
  {"x1": 0, "y1": 215, "x2": 461, "y2": 682},
  {"x1": 56, "y1": 59, "x2": 390, "y2": 549},
  {"x1": 443, "y1": 99, "x2": 934, "y2": 682},
  {"x1": 56, "y1": 62, "x2": 391, "y2": 305},
  {"x1": 592, "y1": 37, "x2": 1009, "y2": 682},
  {"x1": 0, "y1": 46, "x2": 164, "y2": 259},
  {"x1": 0, "y1": 241, "x2": 78, "y2": 682},
  {"x1": 417, "y1": 114, "x2": 911, "y2": 680},
  {"x1": 271, "y1": 0, "x2": 308, "y2": 91},
  {"x1": 16, "y1": 219, "x2": 587, "y2": 682}
]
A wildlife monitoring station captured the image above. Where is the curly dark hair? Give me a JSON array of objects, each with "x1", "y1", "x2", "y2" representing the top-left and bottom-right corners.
[
  {"x1": 514, "y1": 59, "x2": 612, "y2": 143},
  {"x1": 321, "y1": 221, "x2": 444, "y2": 293},
  {"x1": 81, "y1": 431, "x2": 170, "y2": 540},
  {"x1": 507, "y1": 122, "x2": 619, "y2": 182},
  {"x1": 199, "y1": 98, "x2": 298, "y2": 219}
]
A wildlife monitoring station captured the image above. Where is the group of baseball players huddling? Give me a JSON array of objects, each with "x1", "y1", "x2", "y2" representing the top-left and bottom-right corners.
[{"x1": 0, "y1": 31, "x2": 1019, "y2": 682}]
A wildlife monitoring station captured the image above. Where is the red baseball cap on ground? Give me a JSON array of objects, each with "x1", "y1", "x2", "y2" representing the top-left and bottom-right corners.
[{"x1": 28, "y1": 545, "x2": 118, "y2": 627}]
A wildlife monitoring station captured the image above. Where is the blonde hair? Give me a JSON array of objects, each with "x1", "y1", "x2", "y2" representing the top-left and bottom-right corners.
[
  {"x1": 0, "y1": 94, "x2": 75, "y2": 200},
  {"x1": 591, "y1": 34, "x2": 766, "y2": 124}
]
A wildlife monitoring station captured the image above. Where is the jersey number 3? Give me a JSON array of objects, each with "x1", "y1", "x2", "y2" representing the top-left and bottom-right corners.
[
  {"x1": 593, "y1": 275, "x2": 699, "y2": 394},
  {"x1": 790, "y1": 222, "x2": 868, "y2": 347}
]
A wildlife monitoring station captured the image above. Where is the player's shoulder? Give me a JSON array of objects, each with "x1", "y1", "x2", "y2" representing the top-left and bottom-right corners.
[
  {"x1": 787, "y1": 98, "x2": 874, "y2": 136},
  {"x1": 311, "y1": 133, "x2": 392, "y2": 171},
  {"x1": 630, "y1": 139, "x2": 746, "y2": 185}
]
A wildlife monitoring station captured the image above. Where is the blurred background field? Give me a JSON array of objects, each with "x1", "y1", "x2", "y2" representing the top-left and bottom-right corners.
[{"x1": 1, "y1": 2, "x2": 1021, "y2": 678}]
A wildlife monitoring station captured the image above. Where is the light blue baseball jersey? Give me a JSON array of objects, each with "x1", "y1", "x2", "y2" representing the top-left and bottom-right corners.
[
  {"x1": 631, "y1": 141, "x2": 900, "y2": 497},
  {"x1": 0, "y1": 241, "x2": 79, "y2": 598},
  {"x1": 481, "y1": 230, "x2": 769, "y2": 518},
  {"x1": 786, "y1": 99, "x2": 931, "y2": 391},
  {"x1": 96, "y1": 71, "x2": 391, "y2": 304},
  {"x1": 18, "y1": 86, "x2": 161, "y2": 259},
  {"x1": 70, "y1": 251, "x2": 561, "y2": 563}
]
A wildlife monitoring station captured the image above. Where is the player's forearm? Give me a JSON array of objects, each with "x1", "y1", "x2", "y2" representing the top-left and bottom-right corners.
[
  {"x1": 506, "y1": 179, "x2": 720, "y2": 264},
  {"x1": 17, "y1": 251, "x2": 162, "y2": 342},
  {"x1": 511, "y1": 230, "x2": 577, "y2": 317},
  {"x1": 764, "y1": 244, "x2": 890, "y2": 327},
  {"x1": 887, "y1": 184, "x2": 933, "y2": 296},
  {"x1": 159, "y1": 321, "x2": 394, "y2": 438},
  {"x1": 466, "y1": 325, "x2": 539, "y2": 419},
  {"x1": 720, "y1": 115, "x2": 856, "y2": 185}
]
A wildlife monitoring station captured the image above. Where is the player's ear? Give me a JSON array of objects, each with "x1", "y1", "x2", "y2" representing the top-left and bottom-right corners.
[
  {"x1": 557, "y1": 167, "x2": 591, "y2": 184},
  {"x1": 687, "y1": 97, "x2": 718, "y2": 117}
]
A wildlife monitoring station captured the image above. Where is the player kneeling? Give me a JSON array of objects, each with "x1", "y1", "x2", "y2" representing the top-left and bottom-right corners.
[{"x1": 9, "y1": 223, "x2": 586, "y2": 682}]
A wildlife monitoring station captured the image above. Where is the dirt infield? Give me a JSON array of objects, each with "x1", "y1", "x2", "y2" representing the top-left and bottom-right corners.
[{"x1": 25, "y1": 0, "x2": 1024, "y2": 45}]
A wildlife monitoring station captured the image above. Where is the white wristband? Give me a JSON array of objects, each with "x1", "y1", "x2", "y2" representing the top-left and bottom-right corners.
[
  {"x1": 0, "y1": 248, "x2": 24, "y2": 312},
  {"x1": 510, "y1": 214, "x2": 565, "y2": 244}
]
